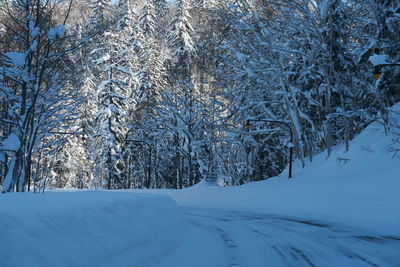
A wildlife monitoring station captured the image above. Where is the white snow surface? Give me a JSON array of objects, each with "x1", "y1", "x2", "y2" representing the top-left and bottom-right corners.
[
  {"x1": 1, "y1": 108, "x2": 399, "y2": 267},
  {"x1": 0, "y1": 192, "x2": 183, "y2": 267},
  {"x1": 48, "y1": 25, "x2": 65, "y2": 41},
  {"x1": 369, "y1": 54, "x2": 390, "y2": 66},
  {"x1": 0, "y1": 133, "x2": 20, "y2": 151},
  {"x1": 140, "y1": 109, "x2": 400, "y2": 235},
  {"x1": 3, "y1": 52, "x2": 26, "y2": 67}
]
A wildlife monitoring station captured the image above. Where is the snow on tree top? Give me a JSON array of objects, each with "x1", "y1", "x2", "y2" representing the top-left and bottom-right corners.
[
  {"x1": 3, "y1": 52, "x2": 26, "y2": 67},
  {"x1": 369, "y1": 54, "x2": 389, "y2": 66},
  {"x1": 48, "y1": 25, "x2": 65, "y2": 41},
  {"x1": 0, "y1": 133, "x2": 21, "y2": 152}
]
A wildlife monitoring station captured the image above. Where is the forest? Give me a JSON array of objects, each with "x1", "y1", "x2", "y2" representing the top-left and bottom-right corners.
[{"x1": 0, "y1": 0, "x2": 399, "y2": 192}]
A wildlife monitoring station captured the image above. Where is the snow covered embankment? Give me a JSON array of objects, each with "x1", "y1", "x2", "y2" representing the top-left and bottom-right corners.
[
  {"x1": 0, "y1": 192, "x2": 183, "y2": 267},
  {"x1": 151, "y1": 105, "x2": 400, "y2": 235}
]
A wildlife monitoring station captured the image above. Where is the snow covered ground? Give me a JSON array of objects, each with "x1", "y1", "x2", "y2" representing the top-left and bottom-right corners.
[
  {"x1": 0, "y1": 192, "x2": 183, "y2": 267},
  {"x1": 132, "y1": 106, "x2": 400, "y2": 266},
  {"x1": 143, "y1": 108, "x2": 400, "y2": 236},
  {"x1": 0, "y1": 108, "x2": 399, "y2": 267},
  {"x1": 178, "y1": 207, "x2": 400, "y2": 267}
]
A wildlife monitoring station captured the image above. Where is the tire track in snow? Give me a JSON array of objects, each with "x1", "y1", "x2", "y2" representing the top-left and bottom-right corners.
[
  {"x1": 211, "y1": 226, "x2": 241, "y2": 267},
  {"x1": 183, "y1": 208, "x2": 400, "y2": 267},
  {"x1": 185, "y1": 213, "x2": 241, "y2": 267}
]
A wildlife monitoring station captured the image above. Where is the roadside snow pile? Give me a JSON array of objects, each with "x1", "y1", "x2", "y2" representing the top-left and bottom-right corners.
[
  {"x1": 150, "y1": 105, "x2": 400, "y2": 234},
  {"x1": 0, "y1": 192, "x2": 183, "y2": 267}
]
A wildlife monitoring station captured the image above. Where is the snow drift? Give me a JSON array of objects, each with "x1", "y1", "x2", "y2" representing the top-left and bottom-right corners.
[{"x1": 0, "y1": 192, "x2": 183, "y2": 267}]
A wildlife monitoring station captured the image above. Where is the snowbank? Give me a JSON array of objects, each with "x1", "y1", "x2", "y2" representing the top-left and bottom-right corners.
[
  {"x1": 0, "y1": 192, "x2": 183, "y2": 267},
  {"x1": 142, "y1": 107, "x2": 400, "y2": 235}
]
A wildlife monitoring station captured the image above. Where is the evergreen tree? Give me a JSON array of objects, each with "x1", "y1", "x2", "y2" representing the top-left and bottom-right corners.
[
  {"x1": 89, "y1": 0, "x2": 112, "y2": 28},
  {"x1": 168, "y1": 0, "x2": 196, "y2": 76},
  {"x1": 153, "y1": 0, "x2": 168, "y2": 17},
  {"x1": 90, "y1": 1, "x2": 137, "y2": 189},
  {"x1": 139, "y1": 0, "x2": 157, "y2": 37}
]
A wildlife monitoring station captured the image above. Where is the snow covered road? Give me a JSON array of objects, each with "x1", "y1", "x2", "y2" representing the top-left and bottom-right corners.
[{"x1": 166, "y1": 207, "x2": 400, "y2": 267}]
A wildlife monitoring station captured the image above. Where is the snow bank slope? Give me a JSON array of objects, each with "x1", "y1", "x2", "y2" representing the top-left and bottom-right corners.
[
  {"x1": 0, "y1": 192, "x2": 183, "y2": 267},
  {"x1": 154, "y1": 107, "x2": 400, "y2": 234}
]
